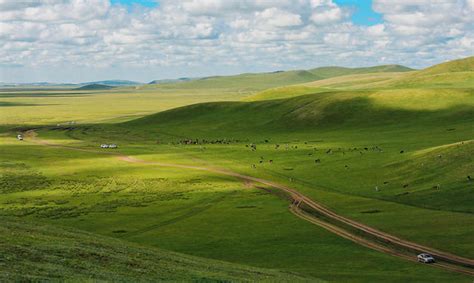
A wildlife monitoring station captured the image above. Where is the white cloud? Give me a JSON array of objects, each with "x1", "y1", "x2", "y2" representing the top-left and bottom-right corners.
[
  {"x1": 257, "y1": 8, "x2": 302, "y2": 28},
  {"x1": 310, "y1": 0, "x2": 346, "y2": 25},
  {"x1": 0, "y1": 0, "x2": 473, "y2": 82}
]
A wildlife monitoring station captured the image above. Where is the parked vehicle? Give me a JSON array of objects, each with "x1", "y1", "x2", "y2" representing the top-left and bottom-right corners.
[
  {"x1": 417, "y1": 253, "x2": 435, "y2": 263},
  {"x1": 100, "y1": 144, "x2": 118, "y2": 149}
]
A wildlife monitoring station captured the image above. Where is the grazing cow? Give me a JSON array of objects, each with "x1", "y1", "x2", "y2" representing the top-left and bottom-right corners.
[
  {"x1": 269, "y1": 160, "x2": 273, "y2": 164},
  {"x1": 252, "y1": 164, "x2": 257, "y2": 169},
  {"x1": 400, "y1": 150, "x2": 405, "y2": 154},
  {"x1": 315, "y1": 159, "x2": 321, "y2": 164},
  {"x1": 375, "y1": 186, "x2": 379, "y2": 192},
  {"x1": 403, "y1": 184, "x2": 409, "y2": 188},
  {"x1": 345, "y1": 165, "x2": 349, "y2": 169},
  {"x1": 259, "y1": 160, "x2": 263, "y2": 164},
  {"x1": 326, "y1": 149, "x2": 332, "y2": 154},
  {"x1": 467, "y1": 176, "x2": 472, "y2": 182}
]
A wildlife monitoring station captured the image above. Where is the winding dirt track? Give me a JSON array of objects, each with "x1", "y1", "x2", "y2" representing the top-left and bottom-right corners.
[{"x1": 25, "y1": 132, "x2": 474, "y2": 276}]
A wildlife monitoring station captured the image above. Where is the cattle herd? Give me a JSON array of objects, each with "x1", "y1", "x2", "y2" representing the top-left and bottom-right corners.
[{"x1": 170, "y1": 138, "x2": 472, "y2": 189}]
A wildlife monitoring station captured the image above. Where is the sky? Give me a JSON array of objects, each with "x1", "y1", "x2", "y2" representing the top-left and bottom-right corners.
[{"x1": 0, "y1": 0, "x2": 473, "y2": 83}]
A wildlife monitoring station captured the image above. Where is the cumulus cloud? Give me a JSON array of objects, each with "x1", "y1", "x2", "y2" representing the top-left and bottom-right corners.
[{"x1": 0, "y1": 0, "x2": 473, "y2": 82}]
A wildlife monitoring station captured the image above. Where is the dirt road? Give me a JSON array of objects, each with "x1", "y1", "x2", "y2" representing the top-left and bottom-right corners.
[{"x1": 25, "y1": 132, "x2": 474, "y2": 276}]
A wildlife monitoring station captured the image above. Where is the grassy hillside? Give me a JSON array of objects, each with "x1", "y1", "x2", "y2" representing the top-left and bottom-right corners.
[
  {"x1": 151, "y1": 70, "x2": 322, "y2": 91},
  {"x1": 244, "y1": 72, "x2": 410, "y2": 101},
  {"x1": 420, "y1": 56, "x2": 474, "y2": 75},
  {"x1": 246, "y1": 57, "x2": 474, "y2": 102},
  {"x1": 1, "y1": 57, "x2": 473, "y2": 282},
  {"x1": 308, "y1": 65, "x2": 413, "y2": 79},
  {"x1": 128, "y1": 88, "x2": 474, "y2": 134},
  {"x1": 1, "y1": 217, "x2": 310, "y2": 282},
  {"x1": 3, "y1": 131, "x2": 465, "y2": 282},
  {"x1": 244, "y1": 85, "x2": 324, "y2": 101},
  {"x1": 114, "y1": 85, "x2": 474, "y2": 257},
  {"x1": 148, "y1": 64, "x2": 413, "y2": 93},
  {"x1": 372, "y1": 56, "x2": 474, "y2": 89}
]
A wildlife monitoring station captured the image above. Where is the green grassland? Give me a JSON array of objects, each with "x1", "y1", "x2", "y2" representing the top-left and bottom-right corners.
[
  {"x1": 76, "y1": 85, "x2": 474, "y2": 258},
  {"x1": 148, "y1": 64, "x2": 413, "y2": 92},
  {"x1": 0, "y1": 87, "x2": 251, "y2": 126},
  {"x1": 0, "y1": 132, "x2": 468, "y2": 282},
  {"x1": 1, "y1": 216, "x2": 312, "y2": 282},
  {"x1": 246, "y1": 56, "x2": 474, "y2": 102},
  {"x1": 0, "y1": 57, "x2": 473, "y2": 281}
]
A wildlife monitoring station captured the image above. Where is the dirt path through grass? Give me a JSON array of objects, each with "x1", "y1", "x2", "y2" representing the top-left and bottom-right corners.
[{"x1": 25, "y1": 130, "x2": 474, "y2": 277}]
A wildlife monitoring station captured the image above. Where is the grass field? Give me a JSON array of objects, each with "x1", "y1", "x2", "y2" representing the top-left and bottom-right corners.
[
  {"x1": 0, "y1": 87, "x2": 251, "y2": 126},
  {"x1": 0, "y1": 57, "x2": 473, "y2": 281},
  {"x1": 1, "y1": 216, "x2": 313, "y2": 282}
]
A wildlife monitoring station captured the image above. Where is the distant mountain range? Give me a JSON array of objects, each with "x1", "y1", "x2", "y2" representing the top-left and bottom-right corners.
[
  {"x1": 1, "y1": 64, "x2": 415, "y2": 88},
  {"x1": 148, "y1": 77, "x2": 197, "y2": 85},
  {"x1": 81, "y1": 80, "x2": 142, "y2": 86},
  {"x1": 0, "y1": 80, "x2": 142, "y2": 88},
  {"x1": 143, "y1": 64, "x2": 415, "y2": 91},
  {"x1": 76, "y1": 84, "x2": 116, "y2": 90}
]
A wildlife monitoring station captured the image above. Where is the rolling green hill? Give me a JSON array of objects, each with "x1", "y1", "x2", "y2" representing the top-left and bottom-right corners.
[
  {"x1": 246, "y1": 57, "x2": 473, "y2": 101},
  {"x1": 1, "y1": 217, "x2": 311, "y2": 282},
  {"x1": 119, "y1": 65, "x2": 474, "y2": 216},
  {"x1": 308, "y1": 65, "x2": 413, "y2": 79},
  {"x1": 126, "y1": 88, "x2": 474, "y2": 135},
  {"x1": 384, "y1": 56, "x2": 474, "y2": 89},
  {"x1": 2, "y1": 56, "x2": 473, "y2": 282},
  {"x1": 419, "y1": 56, "x2": 474, "y2": 75},
  {"x1": 148, "y1": 64, "x2": 413, "y2": 92},
  {"x1": 151, "y1": 70, "x2": 321, "y2": 91}
]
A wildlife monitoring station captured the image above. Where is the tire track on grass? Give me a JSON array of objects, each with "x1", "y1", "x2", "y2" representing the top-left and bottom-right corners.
[
  {"x1": 25, "y1": 131, "x2": 474, "y2": 277},
  {"x1": 121, "y1": 191, "x2": 237, "y2": 238}
]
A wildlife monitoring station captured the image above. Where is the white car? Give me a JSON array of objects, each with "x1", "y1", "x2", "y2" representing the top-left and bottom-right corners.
[{"x1": 417, "y1": 253, "x2": 435, "y2": 263}]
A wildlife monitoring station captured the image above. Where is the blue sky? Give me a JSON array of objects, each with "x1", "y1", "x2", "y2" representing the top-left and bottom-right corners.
[
  {"x1": 333, "y1": 0, "x2": 383, "y2": 25},
  {"x1": 111, "y1": 0, "x2": 158, "y2": 8},
  {"x1": 112, "y1": 0, "x2": 383, "y2": 26},
  {"x1": 1, "y1": 0, "x2": 473, "y2": 83}
]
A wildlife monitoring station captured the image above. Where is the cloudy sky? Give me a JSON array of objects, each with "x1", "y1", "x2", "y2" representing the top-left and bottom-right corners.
[{"x1": 0, "y1": 0, "x2": 473, "y2": 83}]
